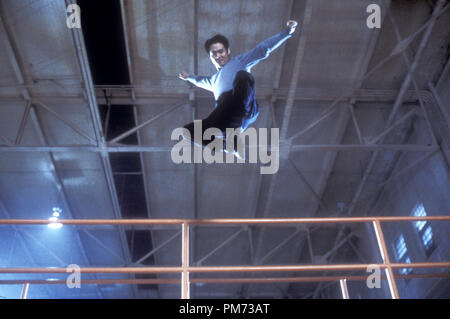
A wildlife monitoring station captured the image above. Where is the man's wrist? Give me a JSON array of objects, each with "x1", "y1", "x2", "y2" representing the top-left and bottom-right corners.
[{"x1": 282, "y1": 26, "x2": 292, "y2": 37}]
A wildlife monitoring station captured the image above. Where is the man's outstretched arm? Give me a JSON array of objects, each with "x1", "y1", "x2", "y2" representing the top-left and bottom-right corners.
[
  {"x1": 241, "y1": 20, "x2": 298, "y2": 68},
  {"x1": 178, "y1": 71, "x2": 213, "y2": 91}
]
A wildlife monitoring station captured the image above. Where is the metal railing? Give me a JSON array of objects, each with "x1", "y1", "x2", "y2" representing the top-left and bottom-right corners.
[{"x1": 0, "y1": 216, "x2": 449, "y2": 299}]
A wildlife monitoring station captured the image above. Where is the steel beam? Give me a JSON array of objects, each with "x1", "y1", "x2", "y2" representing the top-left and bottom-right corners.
[
  {"x1": 428, "y1": 82, "x2": 449, "y2": 127},
  {"x1": 134, "y1": 230, "x2": 181, "y2": 266},
  {"x1": 288, "y1": 102, "x2": 341, "y2": 141},
  {"x1": 195, "y1": 228, "x2": 245, "y2": 266},
  {"x1": 347, "y1": 0, "x2": 446, "y2": 217},
  {"x1": 0, "y1": 6, "x2": 30, "y2": 100},
  {"x1": 120, "y1": 0, "x2": 163, "y2": 297},
  {"x1": 119, "y1": 0, "x2": 136, "y2": 102},
  {"x1": 288, "y1": 159, "x2": 332, "y2": 213},
  {"x1": 0, "y1": 135, "x2": 12, "y2": 145},
  {"x1": 66, "y1": 0, "x2": 103, "y2": 143},
  {"x1": 66, "y1": 0, "x2": 138, "y2": 298},
  {"x1": 321, "y1": 233, "x2": 355, "y2": 262},
  {"x1": 376, "y1": 149, "x2": 439, "y2": 187},
  {"x1": 81, "y1": 229, "x2": 126, "y2": 264},
  {"x1": 348, "y1": 103, "x2": 363, "y2": 144},
  {"x1": 369, "y1": 109, "x2": 417, "y2": 144},
  {"x1": 131, "y1": 106, "x2": 161, "y2": 297},
  {"x1": 385, "y1": 8, "x2": 439, "y2": 147},
  {"x1": 306, "y1": 228, "x2": 314, "y2": 263},
  {"x1": 33, "y1": 100, "x2": 96, "y2": 143},
  {"x1": 14, "y1": 101, "x2": 31, "y2": 144},
  {"x1": 108, "y1": 102, "x2": 185, "y2": 144},
  {"x1": 279, "y1": 0, "x2": 313, "y2": 140},
  {"x1": 258, "y1": 228, "x2": 303, "y2": 265}
]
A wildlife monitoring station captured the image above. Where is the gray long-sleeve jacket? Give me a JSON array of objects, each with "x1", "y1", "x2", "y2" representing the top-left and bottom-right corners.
[{"x1": 187, "y1": 27, "x2": 292, "y2": 101}]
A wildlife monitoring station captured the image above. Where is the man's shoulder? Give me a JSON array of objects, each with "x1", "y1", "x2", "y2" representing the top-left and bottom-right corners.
[{"x1": 222, "y1": 55, "x2": 245, "y2": 68}]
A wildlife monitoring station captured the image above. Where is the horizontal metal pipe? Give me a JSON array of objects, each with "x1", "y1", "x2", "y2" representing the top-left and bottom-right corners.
[
  {"x1": 191, "y1": 264, "x2": 374, "y2": 273},
  {"x1": 0, "y1": 88, "x2": 429, "y2": 104},
  {"x1": 0, "y1": 267, "x2": 182, "y2": 274},
  {"x1": 0, "y1": 262, "x2": 448, "y2": 274},
  {"x1": 1, "y1": 272, "x2": 448, "y2": 285},
  {"x1": 0, "y1": 216, "x2": 449, "y2": 226},
  {"x1": 0, "y1": 279, "x2": 180, "y2": 285},
  {"x1": 194, "y1": 272, "x2": 450, "y2": 284},
  {"x1": 190, "y1": 262, "x2": 450, "y2": 273},
  {"x1": 0, "y1": 144, "x2": 439, "y2": 153}
]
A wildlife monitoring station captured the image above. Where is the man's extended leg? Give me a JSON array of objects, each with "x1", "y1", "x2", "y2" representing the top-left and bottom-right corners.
[
  {"x1": 231, "y1": 70, "x2": 260, "y2": 131},
  {"x1": 223, "y1": 71, "x2": 260, "y2": 159},
  {"x1": 182, "y1": 98, "x2": 231, "y2": 149},
  {"x1": 182, "y1": 87, "x2": 239, "y2": 148}
]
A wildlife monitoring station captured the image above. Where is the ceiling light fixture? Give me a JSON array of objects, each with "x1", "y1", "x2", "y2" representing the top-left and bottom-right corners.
[{"x1": 48, "y1": 207, "x2": 63, "y2": 229}]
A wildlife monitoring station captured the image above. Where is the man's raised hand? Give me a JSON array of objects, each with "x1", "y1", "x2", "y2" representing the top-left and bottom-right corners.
[
  {"x1": 178, "y1": 71, "x2": 190, "y2": 80},
  {"x1": 286, "y1": 20, "x2": 298, "y2": 34}
]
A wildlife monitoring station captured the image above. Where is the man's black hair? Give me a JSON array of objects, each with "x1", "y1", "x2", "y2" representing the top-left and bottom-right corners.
[{"x1": 204, "y1": 34, "x2": 230, "y2": 54}]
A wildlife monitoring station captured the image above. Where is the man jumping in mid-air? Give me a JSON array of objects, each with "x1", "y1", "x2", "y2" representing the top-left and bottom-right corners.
[{"x1": 179, "y1": 20, "x2": 298, "y2": 159}]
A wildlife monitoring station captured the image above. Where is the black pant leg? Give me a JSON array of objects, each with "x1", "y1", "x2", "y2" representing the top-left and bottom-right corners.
[
  {"x1": 182, "y1": 94, "x2": 233, "y2": 148},
  {"x1": 231, "y1": 71, "x2": 260, "y2": 130},
  {"x1": 182, "y1": 71, "x2": 259, "y2": 148},
  {"x1": 232, "y1": 70, "x2": 255, "y2": 106}
]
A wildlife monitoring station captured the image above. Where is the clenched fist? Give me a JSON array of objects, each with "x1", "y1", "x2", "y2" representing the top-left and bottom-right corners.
[
  {"x1": 178, "y1": 71, "x2": 190, "y2": 80},
  {"x1": 286, "y1": 20, "x2": 298, "y2": 34}
]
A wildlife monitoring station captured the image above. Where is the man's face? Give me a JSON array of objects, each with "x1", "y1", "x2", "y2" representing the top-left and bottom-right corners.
[{"x1": 209, "y1": 42, "x2": 230, "y2": 69}]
